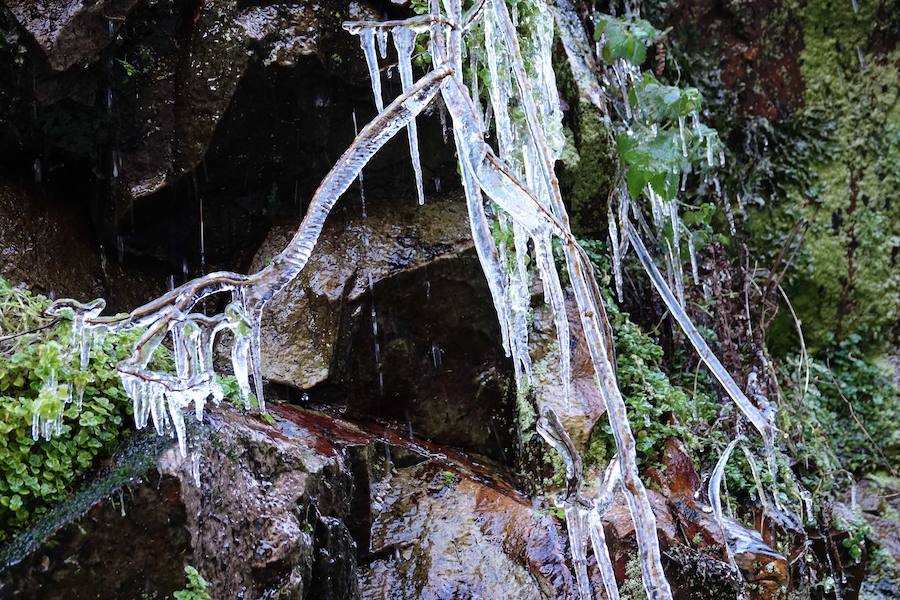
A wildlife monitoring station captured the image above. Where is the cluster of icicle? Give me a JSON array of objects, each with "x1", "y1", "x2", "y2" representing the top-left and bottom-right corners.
[
  {"x1": 555, "y1": 0, "x2": 789, "y2": 594},
  {"x1": 38, "y1": 292, "x2": 266, "y2": 457},
  {"x1": 35, "y1": 0, "x2": 785, "y2": 598}
]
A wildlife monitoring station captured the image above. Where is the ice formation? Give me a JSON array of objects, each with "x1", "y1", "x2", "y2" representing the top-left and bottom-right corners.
[{"x1": 32, "y1": 2, "x2": 787, "y2": 598}]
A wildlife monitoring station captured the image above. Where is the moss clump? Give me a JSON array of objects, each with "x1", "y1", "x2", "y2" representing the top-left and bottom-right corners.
[
  {"x1": 173, "y1": 566, "x2": 211, "y2": 600},
  {"x1": 781, "y1": 0, "x2": 900, "y2": 350},
  {"x1": 0, "y1": 278, "x2": 170, "y2": 541},
  {"x1": 559, "y1": 104, "x2": 618, "y2": 237},
  {"x1": 620, "y1": 554, "x2": 649, "y2": 600}
]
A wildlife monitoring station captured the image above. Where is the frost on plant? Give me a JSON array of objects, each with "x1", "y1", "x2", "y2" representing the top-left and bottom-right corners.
[{"x1": 18, "y1": 1, "x2": 787, "y2": 598}]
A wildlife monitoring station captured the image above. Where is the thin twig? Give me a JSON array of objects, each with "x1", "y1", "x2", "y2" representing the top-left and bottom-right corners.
[{"x1": 0, "y1": 317, "x2": 62, "y2": 345}]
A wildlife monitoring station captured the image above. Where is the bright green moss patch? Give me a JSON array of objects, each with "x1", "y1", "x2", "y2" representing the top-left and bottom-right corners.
[{"x1": 782, "y1": 0, "x2": 900, "y2": 349}]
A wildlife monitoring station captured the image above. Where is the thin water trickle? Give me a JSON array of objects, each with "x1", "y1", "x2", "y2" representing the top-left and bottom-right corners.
[{"x1": 353, "y1": 110, "x2": 384, "y2": 395}]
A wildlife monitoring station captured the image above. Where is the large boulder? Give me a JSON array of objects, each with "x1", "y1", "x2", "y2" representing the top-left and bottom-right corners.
[
  {"x1": 244, "y1": 193, "x2": 517, "y2": 460},
  {"x1": 3, "y1": 0, "x2": 141, "y2": 71},
  {"x1": 248, "y1": 192, "x2": 475, "y2": 390}
]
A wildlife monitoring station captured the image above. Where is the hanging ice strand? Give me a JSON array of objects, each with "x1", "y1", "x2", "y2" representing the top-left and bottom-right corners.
[
  {"x1": 357, "y1": 27, "x2": 384, "y2": 112},
  {"x1": 393, "y1": 27, "x2": 426, "y2": 205}
]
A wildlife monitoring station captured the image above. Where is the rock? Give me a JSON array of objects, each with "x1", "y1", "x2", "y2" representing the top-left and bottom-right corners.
[
  {"x1": 530, "y1": 296, "x2": 608, "y2": 455},
  {"x1": 245, "y1": 193, "x2": 516, "y2": 460},
  {"x1": 3, "y1": 0, "x2": 141, "y2": 71},
  {"x1": 0, "y1": 403, "x2": 579, "y2": 599},
  {"x1": 0, "y1": 177, "x2": 167, "y2": 310},
  {"x1": 359, "y1": 451, "x2": 578, "y2": 599},
  {"x1": 657, "y1": 438, "x2": 789, "y2": 598},
  {"x1": 248, "y1": 192, "x2": 474, "y2": 390}
]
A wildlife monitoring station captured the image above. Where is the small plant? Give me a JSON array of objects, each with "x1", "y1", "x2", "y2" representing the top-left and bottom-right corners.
[
  {"x1": 438, "y1": 470, "x2": 458, "y2": 487},
  {"x1": 833, "y1": 509, "x2": 872, "y2": 564},
  {"x1": 594, "y1": 15, "x2": 660, "y2": 65},
  {"x1": 116, "y1": 58, "x2": 139, "y2": 78},
  {"x1": 217, "y1": 375, "x2": 274, "y2": 424},
  {"x1": 535, "y1": 506, "x2": 566, "y2": 520},
  {"x1": 173, "y1": 566, "x2": 210, "y2": 600}
]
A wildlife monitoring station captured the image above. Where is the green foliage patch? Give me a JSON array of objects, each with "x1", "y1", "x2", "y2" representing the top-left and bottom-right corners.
[
  {"x1": 593, "y1": 15, "x2": 660, "y2": 65},
  {"x1": 173, "y1": 566, "x2": 211, "y2": 600},
  {"x1": 0, "y1": 278, "x2": 168, "y2": 540},
  {"x1": 778, "y1": 336, "x2": 900, "y2": 500}
]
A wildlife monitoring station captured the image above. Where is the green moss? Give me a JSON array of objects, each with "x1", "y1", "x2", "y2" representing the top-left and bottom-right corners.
[
  {"x1": 777, "y1": 336, "x2": 900, "y2": 499},
  {"x1": 584, "y1": 299, "x2": 722, "y2": 471},
  {"x1": 0, "y1": 427, "x2": 171, "y2": 565},
  {"x1": 620, "y1": 554, "x2": 649, "y2": 600},
  {"x1": 559, "y1": 104, "x2": 618, "y2": 237},
  {"x1": 173, "y1": 565, "x2": 211, "y2": 600},
  {"x1": 776, "y1": 0, "x2": 900, "y2": 350}
]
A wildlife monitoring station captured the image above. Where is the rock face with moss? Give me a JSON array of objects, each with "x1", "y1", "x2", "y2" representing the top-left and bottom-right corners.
[
  {"x1": 0, "y1": 0, "x2": 898, "y2": 597},
  {"x1": 663, "y1": 0, "x2": 899, "y2": 351}
]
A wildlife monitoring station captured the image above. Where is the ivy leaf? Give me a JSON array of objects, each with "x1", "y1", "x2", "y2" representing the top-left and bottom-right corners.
[
  {"x1": 594, "y1": 16, "x2": 660, "y2": 66},
  {"x1": 629, "y1": 73, "x2": 703, "y2": 121},
  {"x1": 616, "y1": 129, "x2": 684, "y2": 200}
]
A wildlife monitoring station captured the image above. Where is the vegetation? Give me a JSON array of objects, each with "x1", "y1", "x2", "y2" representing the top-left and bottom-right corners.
[
  {"x1": 173, "y1": 566, "x2": 211, "y2": 600},
  {"x1": 0, "y1": 278, "x2": 170, "y2": 540}
]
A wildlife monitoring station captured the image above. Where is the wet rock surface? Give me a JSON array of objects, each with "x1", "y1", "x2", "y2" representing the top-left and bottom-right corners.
[
  {"x1": 0, "y1": 0, "x2": 459, "y2": 275},
  {"x1": 0, "y1": 177, "x2": 168, "y2": 310},
  {"x1": 530, "y1": 297, "x2": 608, "y2": 455},
  {"x1": 0, "y1": 403, "x2": 578, "y2": 599},
  {"x1": 4, "y1": 0, "x2": 141, "y2": 71},
  {"x1": 248, "y1": 192, "x2": 516, "y2": 461}
]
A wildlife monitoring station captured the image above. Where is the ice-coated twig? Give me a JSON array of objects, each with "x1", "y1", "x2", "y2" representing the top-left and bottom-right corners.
[
  {"x1": 552, "y1": 0, "x2": 608, "y2": 112},
  {"x1": 51, "y1": 66, "x2": 452, "y2": 457},
  {"x1": 590, "y1": 459, "x2": 623, "y2": 600},
  {"x1": 709, "y1": 438, "x2": 744, "y2": 581}
]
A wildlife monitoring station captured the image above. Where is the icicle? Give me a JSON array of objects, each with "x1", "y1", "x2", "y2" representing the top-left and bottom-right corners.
[
  {"x1": 536, "y1": 407, "x2": 582, "y2": 496},
  {"x1": 741, "y1": 445, "x2": 770, "y2": 515},
  {"x1": 190, "y1": 450, "x2": 202, "y2": 486},
  {"x1": 709, "y1": 438, "x2": 743, "y2": 578},
  {"x1": 230, "y1": 331, "x2": 252, "y2": 410},
  {"x1": 533, "y1": 229, "x2": 571, "y2": 405},
  {"x1": 563, "y1": 503, "x2": 594, "y2": 600},
  {"x1": 626, "y1": 226, "x2": 776, "y2": 451},
  {"x1": 609, "y1": 204, "x2": 624, "y2": 302},
  {"x1": 590, "y1": 460, "x2": 623, "y2": 600},
  {"x1": 376, "y1": 28, "x2": 388, "y2": 59},
  {"x1": 483, "y1": 6, "x2": 515, "y2": 161},
  {"x1": 393, "y1": 27, "x2": 426, "y2": 205},
  {"x1": 678, "y1": 116, "x2": 688, "y2": 157},
  {"x1": 688, "y1": 233, "x2": 700, "y2": 288},
  {"x1": 357, "y1": 28, "x2": 384, "y2": 112},
  {"x1": 456, "y1": 151, "x2": 514, "y2": 357},
  {"x1": 167, "y1": 392, "x2": 188, "y2": 457}
]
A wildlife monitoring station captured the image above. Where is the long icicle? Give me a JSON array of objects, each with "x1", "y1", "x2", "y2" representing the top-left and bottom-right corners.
[
  {"x1": 393, "y1": 27, "x2": 427, "y2": 205},
  {"x1": 625, "y1": 225, "x2": 775, "y2": 450}
]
